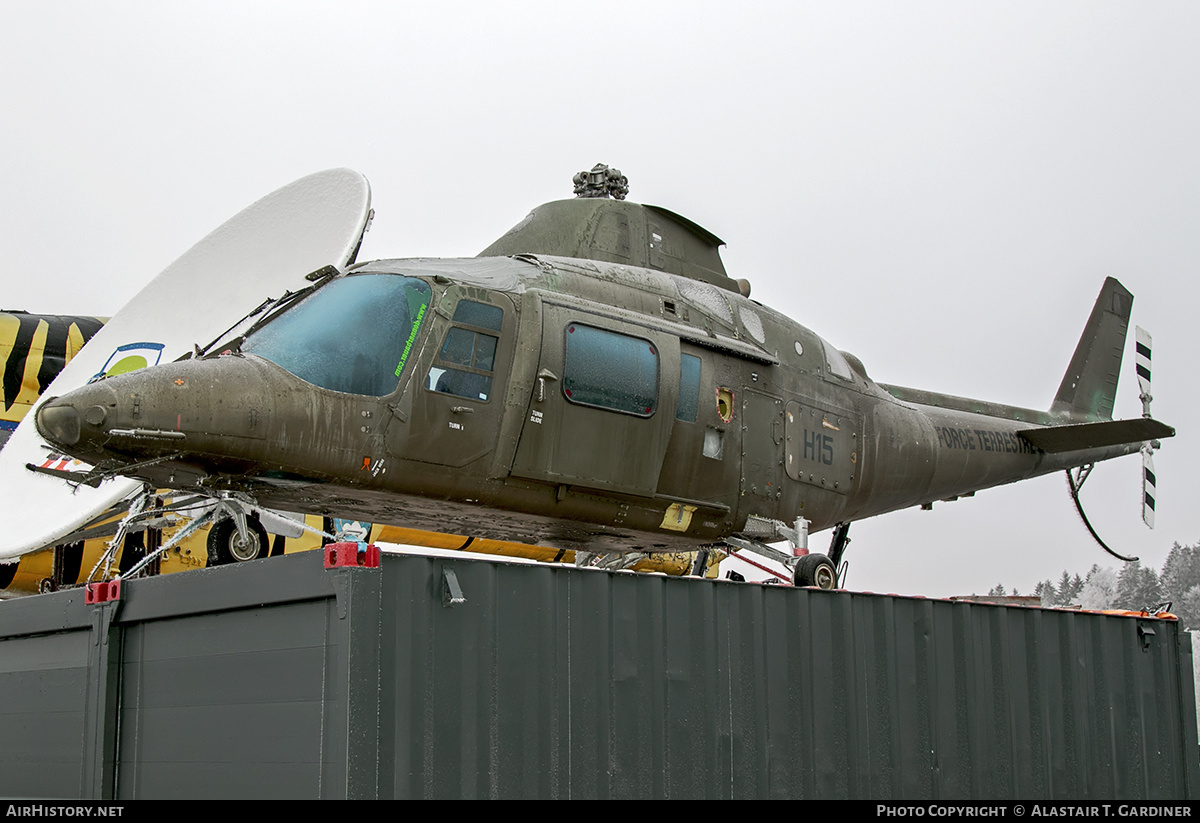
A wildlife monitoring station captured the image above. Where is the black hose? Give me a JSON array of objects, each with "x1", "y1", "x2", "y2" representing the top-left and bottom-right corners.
[{"x1": 1066, "y1": 469, "x2": 1138, "y2": 563}]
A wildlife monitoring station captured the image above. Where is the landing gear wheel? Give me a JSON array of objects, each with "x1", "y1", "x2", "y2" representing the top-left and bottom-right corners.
[
  {"x1": 793, "y1": 553, "x2": 837, "y2": 589},
  {"x1": 207, "y1": 515, "x2": 270, "y2": 566}
]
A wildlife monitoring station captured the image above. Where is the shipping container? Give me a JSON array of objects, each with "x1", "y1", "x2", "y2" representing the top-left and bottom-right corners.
[{"x1": 0, "y1": 549, "x2": 1195, "y2": 799}]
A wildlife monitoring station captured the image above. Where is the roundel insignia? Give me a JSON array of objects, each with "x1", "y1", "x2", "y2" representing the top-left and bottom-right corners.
[
  {"x1": 88, "y1": 342, "x2": 165, "y2": 383},
  {"x1": 107, "y1": 355, "x2": 148, "y2": 376}
]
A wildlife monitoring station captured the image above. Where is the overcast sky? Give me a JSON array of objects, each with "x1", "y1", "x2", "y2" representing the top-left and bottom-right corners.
[{"x1": 2, "y1": 1, "x2": 1197, "y2": 598}]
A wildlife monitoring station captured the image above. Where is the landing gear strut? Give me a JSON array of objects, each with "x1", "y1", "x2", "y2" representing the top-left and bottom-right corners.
[
  {"x1": 828, "y1": 521, "x2": 851, "y2": 569},
  {"x1": 722, "y1": 516, "x2": 848, "y2": 590}
]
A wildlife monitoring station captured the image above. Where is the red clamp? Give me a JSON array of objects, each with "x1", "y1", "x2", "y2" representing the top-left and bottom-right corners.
[
  {"x1": 84, "y1": 579, "x2": 122, "y2": 604},
  {"x1": 324, "y1": 541, "x2": 381, "y2": 569}
]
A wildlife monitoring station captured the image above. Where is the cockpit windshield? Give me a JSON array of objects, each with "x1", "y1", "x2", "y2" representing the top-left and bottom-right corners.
[{"x1": 242, "y1": 274, "x2": 432, "y2": 396}]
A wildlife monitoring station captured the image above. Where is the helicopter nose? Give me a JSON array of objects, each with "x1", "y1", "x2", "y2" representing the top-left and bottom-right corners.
[
  {"x1": 34, "y1": 355, "x2": 285, "y2": 471},
  {"x1": 35, "y1": 401, "x2": 81, "y2": 446},
  {"x1": 34, "y1": 380, "x2": 122, "y2": 459}
]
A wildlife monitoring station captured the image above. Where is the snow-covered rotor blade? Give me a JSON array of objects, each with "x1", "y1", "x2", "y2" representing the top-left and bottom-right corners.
[
  {"x1": 1142, "y1": 447, "x2": 1157, "y2": 529},
  {"x1": 0, "y1": 169, "x2": 372, "y2": 562}
]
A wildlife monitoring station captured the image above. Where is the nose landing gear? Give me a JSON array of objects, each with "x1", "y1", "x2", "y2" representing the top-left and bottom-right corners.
[{"x1": 207, "y1": 514, "x2": 270, "y2": 565}]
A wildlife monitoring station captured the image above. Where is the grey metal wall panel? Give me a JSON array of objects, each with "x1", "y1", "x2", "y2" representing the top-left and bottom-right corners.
[
  {"x1": 115, "y1": 600, "x2": 341, "y2": 799},
  {"x1": 0, "y1": 631, "x2": 90, "y2": 798},
  {"x1": 0, "y1": 550, "x2": 1195, "y2": 799},
  {"x1": 374, "y1": 555, "x2": 1198, "y2": 799}
]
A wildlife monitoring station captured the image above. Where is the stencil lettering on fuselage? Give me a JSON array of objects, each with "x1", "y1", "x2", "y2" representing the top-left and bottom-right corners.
[
  {"x1": 785, "y1": 400, "x2": 857, "y2": 493},
  {"x1": 934, "y1": 426, "x2": 1037, "y2": 455}
]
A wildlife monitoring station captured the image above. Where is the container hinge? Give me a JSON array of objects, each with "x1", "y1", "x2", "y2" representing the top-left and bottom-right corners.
[{"x1": 443, "y1": 568, "x2": 466, "y2": 606}]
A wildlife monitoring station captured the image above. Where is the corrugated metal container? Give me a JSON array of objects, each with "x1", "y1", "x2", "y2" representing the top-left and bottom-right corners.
[{"x1": 0, "y1": 550, "x2": 1195, "y2": 799}]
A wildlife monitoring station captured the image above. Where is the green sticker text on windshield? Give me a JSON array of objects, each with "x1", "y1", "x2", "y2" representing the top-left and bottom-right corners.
[{"x1": 395, "y1": 302, "x2": 428, "y2": 377}]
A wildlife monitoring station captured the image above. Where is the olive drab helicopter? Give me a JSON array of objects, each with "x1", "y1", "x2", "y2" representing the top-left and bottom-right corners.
[{"x1": 22, "y1": 165, "x2": 1175, "y2": 589}]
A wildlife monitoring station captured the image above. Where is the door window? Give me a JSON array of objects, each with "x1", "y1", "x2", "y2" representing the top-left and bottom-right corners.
[
  {"x1": 426, "y1": 300, "x2": 503, "y2": 402},
  {"x1": 562, "y1": 323, "x2": 658, "y2": 417}
]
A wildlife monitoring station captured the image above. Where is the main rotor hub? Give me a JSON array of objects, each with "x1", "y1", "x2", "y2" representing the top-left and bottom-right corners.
[{"x1": 573, "y1": 163, "x2": 628, "y2": 200}]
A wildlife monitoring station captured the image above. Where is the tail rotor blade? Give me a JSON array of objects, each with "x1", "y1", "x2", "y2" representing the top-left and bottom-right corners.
[
  {"x1": 1142, "y1": 448, "x2": 1157, "y2": 529},
  {"x1": 1135, "y1": 326, "x2": 1153, "y2": 416},
  {"x1": 1135, "y1": 326, "x2": 1158, "y2": 529}
]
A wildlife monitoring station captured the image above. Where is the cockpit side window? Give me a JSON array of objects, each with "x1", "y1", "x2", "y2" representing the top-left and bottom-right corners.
[
  {"x1": 242, "y1": 274, "x2": 431, "y2": 397},
  {"x1": 449, "y1": 300, "x2": 503, "y2": 332},
  {"x1": 426, "y1": 300, "x2": 503, "y2": 402}
]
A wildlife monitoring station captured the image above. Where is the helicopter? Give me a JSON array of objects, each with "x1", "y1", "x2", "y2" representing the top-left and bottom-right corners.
[{"x1": 26, "y1": 165, "x2": 1174, "y2": 588}]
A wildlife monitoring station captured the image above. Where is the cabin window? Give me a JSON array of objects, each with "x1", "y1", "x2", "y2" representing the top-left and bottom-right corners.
[
  {"x1": 678, "y1": 280, "x2": 733, "y2": 326},
  {"x1": 427, "y1": 300, "x2": 502, "y2": 402},
  {"x1": 562, "y1": 324, "x2": 658, "y2": 417},
  {"x1": 739, "y1": 307, "x2": 765, "y2": 344},
  {"x1": 676, "y1": 353, "x2": 700, "y2": 422},
  {"x1": 242, "y1": 274, "x2": 431, "y2": 397},
  {"x1": 822, "y1": 340, "x2": 855, "y2": 382}
]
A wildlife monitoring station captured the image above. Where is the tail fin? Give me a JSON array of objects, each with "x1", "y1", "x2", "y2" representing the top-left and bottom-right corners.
[{"x1": 1050, "y1": 277, "x2": 1132, "y2": 421}]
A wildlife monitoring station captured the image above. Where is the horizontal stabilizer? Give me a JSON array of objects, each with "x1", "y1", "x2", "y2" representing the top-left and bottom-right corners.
[{"x1": 1019, "y1": 418, "x2": 1174, "y2": 454}]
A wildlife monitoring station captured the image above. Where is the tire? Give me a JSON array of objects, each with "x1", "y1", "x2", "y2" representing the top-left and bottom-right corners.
[
  {"x1": 207, "y1": 515, "x2": 270, "y2": 566},
  {"x1": 794, "y1": 553, "x2": 837, "y2": 589}
]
